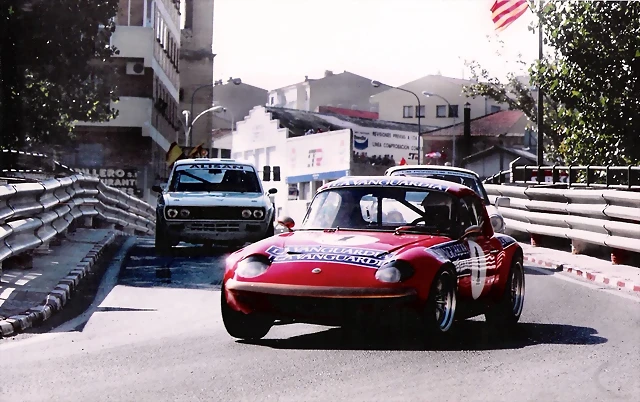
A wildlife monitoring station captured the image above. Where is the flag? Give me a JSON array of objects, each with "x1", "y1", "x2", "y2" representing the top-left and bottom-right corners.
[
  {"x1": 491, "y1": 0, "x2": 529, "y2": 32},
  {"x1": 166, "y1": 142, "x2": 183, "y2": 167},
  {"x1": 399, "y1": 157, "x2": 407, "y2": 166}
]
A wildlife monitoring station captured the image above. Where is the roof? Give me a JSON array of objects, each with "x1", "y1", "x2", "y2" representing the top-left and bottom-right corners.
[
  {"x1": 265, "y1": 106, "x2": 439, "y2": 136},
  {"x1": 462, "y1": 145, "x2": 537, "y2": 164},
  {"x1": 422, "y1": 110, "x2": 528, "y2": 137},
  {"x1": 268, "y1": 71, "x2": 373, "y2": 92},
  {"x1": 370, "y1": 74, "x2": 479, "y2": 100},
  {"x1": 174, "y1": 158, "x2": 249, "y2": 166},
  {"x1": 318, "y1": 175, "x2": 475, "y2": 196},
  {"x1": 385, "y1": 164, "x2": 481, "y2": 178}
]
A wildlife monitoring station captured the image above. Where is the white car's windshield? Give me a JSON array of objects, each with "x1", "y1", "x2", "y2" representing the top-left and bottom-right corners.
[
  {"x1": 169, "y1": 166, "x2": 261, "y2": 193},
  {"x1": 301, "y1": 187, "x2": 456, "y2": 234},
  {"x1": 390, "y1": 169, "x2": 490, "y2": 203}
]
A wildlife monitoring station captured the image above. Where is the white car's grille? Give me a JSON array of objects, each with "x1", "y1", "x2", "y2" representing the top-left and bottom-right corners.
[{"x1": 186, "y1": 222, "x2": 241, "y2": 232}]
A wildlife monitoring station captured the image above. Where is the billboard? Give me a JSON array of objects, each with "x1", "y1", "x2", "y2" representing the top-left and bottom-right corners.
[
  {"x1": 352, "y1": 128, "x2": 420, "y2": 163},
  {"x1": 285, "y1": 129, "x2": 352, "y2": 183}
]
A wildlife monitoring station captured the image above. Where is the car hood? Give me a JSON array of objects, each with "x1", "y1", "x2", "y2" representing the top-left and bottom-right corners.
[
  {"x1": 162, "y1": 191, "x2": 269, "y2": 207},
  {"x1": 261, "y1": 229, "x2": 452, "y2": 256}
]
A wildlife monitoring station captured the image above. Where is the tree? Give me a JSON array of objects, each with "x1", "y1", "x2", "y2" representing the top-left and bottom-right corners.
[
  {"x1": 463, "y1": 56, "x2": 564, "y2": 162},
  {"x1": 532, "y1": 0, "x2": 640, "y2": 165},
  {"x1": 464, "y1": 0, "x2": 640, "y2": 166},
  {"x1": 0, "y1": 0, "x2": 120, "y2": 151}
]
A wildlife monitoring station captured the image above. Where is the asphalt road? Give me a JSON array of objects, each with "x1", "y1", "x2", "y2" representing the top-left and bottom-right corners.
[{"x1": 1, "y1": 237, "x2": 639, "y2": 402}]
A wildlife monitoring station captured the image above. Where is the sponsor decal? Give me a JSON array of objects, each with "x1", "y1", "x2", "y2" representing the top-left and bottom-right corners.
[
  {"x1": 265, "y1": 245, "x2": 391, "y2": 269},
  {"x1": 314, "y1": 234, "x2": 380, "y2": 246},
  {"x1": 353, "y1": 135, "x2": 369, "y2": 150},
  {"x1": 392, "y1": 169, "x2": 477, "y2": 180},
  {"x1": 323, "y1": 178, "x2": 449, "y2": 192},
  {"x1": 178, "y1": 164, "x2": 249, "y2": 171},
  {"x1": 495, "y1": 234, "x2": 517, "y2": 248}
]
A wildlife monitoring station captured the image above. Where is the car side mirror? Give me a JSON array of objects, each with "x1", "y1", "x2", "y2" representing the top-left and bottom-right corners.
[
  {"x1": 151, "y1": 185, "x2": 163, "y2": 193},
  {"x1": 268, "y1": 188, "x2": 277, "y2": 194},
  {"x1": 460, "y1": 224, "x2": 482, "y2": 240},
  {"x1": 495, "y1": 196, "x2": 510, "y2": 208}
]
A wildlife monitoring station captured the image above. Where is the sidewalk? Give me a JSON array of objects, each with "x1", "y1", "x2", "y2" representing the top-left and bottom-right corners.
[
  {"x1": 521, "y1": 243, "x2": 640, "y2": 294},
  {"x1": 0, "y1": 229, "x2": 122, "y2": 337}
]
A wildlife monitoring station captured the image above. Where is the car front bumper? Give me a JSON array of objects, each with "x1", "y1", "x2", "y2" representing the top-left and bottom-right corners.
[
  {"x1": 164, "y1": 220, "x2": 270, "y2": 243},
  {"x1": 225, "y1": 279, "x2": 419, "y2": 325}
]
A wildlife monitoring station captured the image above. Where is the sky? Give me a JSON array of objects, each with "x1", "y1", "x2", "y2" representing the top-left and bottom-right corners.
[{"x1": 212, "y1": 0, "x2": 539, "y2": 91}]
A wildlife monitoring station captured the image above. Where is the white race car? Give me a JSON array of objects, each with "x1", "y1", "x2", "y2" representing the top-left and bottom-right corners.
[
  {"x1": 152, "y1": 158, "x2": 278, "y2": 253},
  {"x1": 384, "y1": 165, "x2": 510, "y2": 233}
]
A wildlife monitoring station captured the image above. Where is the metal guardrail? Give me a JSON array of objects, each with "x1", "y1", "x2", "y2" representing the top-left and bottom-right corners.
[
  {"x1": 0, "y1": 149, "x2": 76, "y2": 179},
  {"x1": 0, "y1": 174, "x2": 156, "y2": 269},
  {"x1": 484, "y1": 164, "x2": 640, "y2": 190},
  {"x1": 484, "y1": 183, "x2": 640, "y2": 259}
]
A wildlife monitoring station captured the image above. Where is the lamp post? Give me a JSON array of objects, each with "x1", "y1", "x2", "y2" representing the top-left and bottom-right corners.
[
  {"x1": 181, "y1": 105, "x2": 224, "y2": 148},
  {"x1": 209, "y1": 106, "x2": 236, "y2": 158},
  {"x1": 422, "y1": 91, "x2": 456, "y2": 166},
  {"x1": 187, "y1": 77, "x2": 241, "y2": 146},
  {"x1": 371, "y1": 80, "x2": 422, "y2": 164}
]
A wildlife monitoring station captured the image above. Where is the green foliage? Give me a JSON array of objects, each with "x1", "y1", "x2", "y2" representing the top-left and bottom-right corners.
[
  {"x1": 532, "y1": 0, "x2": 640, "y2": 165},
  {"x1": 0, "y1": 0, "x2": 120, "y2": 149},
  {"x1": 464, "y1": 0, "x2": 640, "y2": 166}
]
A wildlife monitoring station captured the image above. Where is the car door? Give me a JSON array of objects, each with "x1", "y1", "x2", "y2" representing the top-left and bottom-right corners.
[{"x1": 459, "y1": 196, "x2": 499, "y2": 300}]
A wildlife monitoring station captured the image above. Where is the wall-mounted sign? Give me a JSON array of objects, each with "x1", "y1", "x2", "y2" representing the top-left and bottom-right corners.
[{"x1": 73, "y1": 168, "x2": 139, "y2": 196}]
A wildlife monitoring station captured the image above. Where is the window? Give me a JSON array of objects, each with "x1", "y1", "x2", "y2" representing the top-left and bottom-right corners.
[
  {"x1": 221, "y1": 149, "x2": 231, "y2": 158},
  {"x1": 403, "y1": 106, "x2": 413, "y2": 118},
  {"x1": 436, "y1": 105, "x2": 447, "y2": 118},
  {"x1": 491, "y1": 105, "x2": 502, "y2": 113},
  {"x1": 416, "y1": 105, "x2": 425, "y2": 118},
  {"x1": 270, "y1": 96, "x2": 274, "y2": 105},
  {"x1": 170, "y1": 166, "x2": 261, "y2": 193},
  {"x1": 448, "y1": 105, "x2": 459, "y2": 118}
]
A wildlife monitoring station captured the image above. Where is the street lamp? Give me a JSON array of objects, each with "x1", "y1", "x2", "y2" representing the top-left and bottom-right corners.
[
  {"x1": 182, "y1": 105, "x2": 224, "y2": 148},
  {"x1": 187, "y1": 77, "x2": 241, "y2": 146},
  {"x1": 422, "y1": 91, "x2": 456, "y2": 166},
  {"x1": 372, "y1": 80, "x2": 422, "y2": 164}
]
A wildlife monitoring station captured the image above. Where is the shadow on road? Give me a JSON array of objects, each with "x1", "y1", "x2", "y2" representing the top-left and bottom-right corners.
[
  {"x1": 524, "y1": 266, "x2": 558, "y2": 275},
  {"x1": 241, "y1": 320, "x2": 608, "y2": 351}
]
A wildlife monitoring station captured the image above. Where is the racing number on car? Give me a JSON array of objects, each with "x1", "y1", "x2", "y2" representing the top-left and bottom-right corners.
[{"x1": 467, "y1": 240, "x2": 487, "y2": 300}]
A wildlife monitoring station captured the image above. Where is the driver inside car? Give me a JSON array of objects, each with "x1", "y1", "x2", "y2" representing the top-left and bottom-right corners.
[{"x1": 419, "y1": 191, "x2": 452, "y2": 231}]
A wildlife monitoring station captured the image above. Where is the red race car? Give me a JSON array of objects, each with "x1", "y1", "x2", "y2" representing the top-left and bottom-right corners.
[{"x1": 221, "y1": 175, "x2": 525, "y2": 340}]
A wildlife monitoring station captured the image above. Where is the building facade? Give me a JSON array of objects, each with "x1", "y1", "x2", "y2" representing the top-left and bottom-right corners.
[
  {"x1": 179, "y1": 0, "x2": 215, "y2": 149},
  {"x1": 267, "y1": 71, "x2": 386, "y2": 114},
  {"x1": 210, "y1": 78, "x2": 268, "y2": 158},
  {"x1": 67, "y1": 0, "x2": 182, "y2": 204},
  {"x1": 370, "y1": 74, "x2": 509, "y2": 128}
]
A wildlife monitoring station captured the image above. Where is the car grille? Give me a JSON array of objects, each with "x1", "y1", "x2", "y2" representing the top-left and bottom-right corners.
[
  {"x1": 187, "y1": 222, "x2": 241, "y2": 232},
  {"x1": 165, "y1": 206, "x2": 266, "y2": 220}
]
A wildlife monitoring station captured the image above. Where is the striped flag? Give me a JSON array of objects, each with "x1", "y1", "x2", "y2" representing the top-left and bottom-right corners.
[{"x1": 491, "y1": 0, "x2": 530, "y2": 32}]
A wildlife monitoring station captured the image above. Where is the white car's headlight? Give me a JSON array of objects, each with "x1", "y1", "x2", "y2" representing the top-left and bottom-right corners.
[
  {"x1": 490, "y1": 214, "x2": 505, "y2": 233},
  {"x1": 235, "y1": 255, "x2": 271, "y2": 278}
]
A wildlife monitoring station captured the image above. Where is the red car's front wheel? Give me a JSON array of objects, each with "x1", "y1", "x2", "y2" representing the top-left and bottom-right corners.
[
  {"x1": 423, "y1": 265, "x2": 458, "y2": 336},
  {"x1": 221, "y1": 285, "x2": 273, "y2": 340}
]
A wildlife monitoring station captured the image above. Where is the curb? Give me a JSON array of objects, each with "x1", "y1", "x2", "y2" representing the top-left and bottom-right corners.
[
  {"x1": 523, "y1": 254, "x2": 640, "y2": 294},
  {"x1": 0, "y1": 231, "x2": 132, "y2": 338}
]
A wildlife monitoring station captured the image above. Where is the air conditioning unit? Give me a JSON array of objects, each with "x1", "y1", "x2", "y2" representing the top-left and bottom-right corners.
[{"x1": 126, "y1": 61, "x2": 145, "y2": 75}]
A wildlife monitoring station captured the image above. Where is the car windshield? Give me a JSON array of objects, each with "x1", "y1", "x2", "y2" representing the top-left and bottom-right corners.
[
  {"x1": 169, "y1": 166, "x2": 261, "y2": 193},
  {"x1": 390, "y1": 169, "x2": 490, "y2": 204},
  {"x1": 301, "y1": 186, "x2": 456, "y2": 235}
]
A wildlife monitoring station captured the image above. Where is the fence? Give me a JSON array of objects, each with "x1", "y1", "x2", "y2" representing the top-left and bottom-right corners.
[
  {"x1": 484, "y1": 165, "x2": 640, "y2": 264},
  {"x1": 0, "y1": 173, "x2": 156, "y2": 273}
]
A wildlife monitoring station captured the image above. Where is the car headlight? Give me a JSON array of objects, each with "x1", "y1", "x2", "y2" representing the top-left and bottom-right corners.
[
  {"x1": 235, "y1": 255, "x2": 271, "y2": 278},
  {"x1": 179, "y1": 208, "x2": 190, "y2": 218},
  {"x1": 374, "y1": 260, "x2": 414, "y2": 283},
  {"x1": 241, "y1": 209, "x2": 252, "y2": 218},
  {"x1": 253, "y1": 209, "x2": 264, "y2": 219},
  {"x1": 490, "y1": 214, "x2": 505, "y2": 232},
  {"x1": 166, "y1": 208, "x2": 178, "y2": 218}
]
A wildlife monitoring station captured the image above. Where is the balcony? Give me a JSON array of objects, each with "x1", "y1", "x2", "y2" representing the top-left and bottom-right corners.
[{"x1": 110, "y1": 26, "x2": 154, "y2": 67}]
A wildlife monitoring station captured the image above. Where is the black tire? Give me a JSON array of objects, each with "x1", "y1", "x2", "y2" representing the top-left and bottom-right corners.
[
  {"x1": 221, "y1": 284, "x2": 272, "y2": 340},
  {"x1": 264, "y1": 220, "x2": 275, "y2": 239},
  {"x1": 155, "y1": 224, "x2": 173, "y2": 256},
  {"x1": 485, "y1": 255, "x2": 525, "y2": 328},
  {"x1": 421, "y1": 265, "x2": 458, "y2": 338}
]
